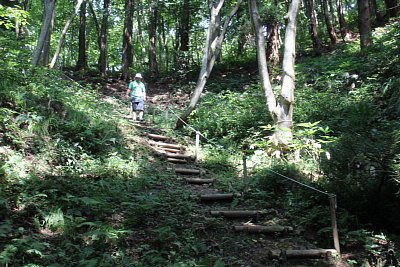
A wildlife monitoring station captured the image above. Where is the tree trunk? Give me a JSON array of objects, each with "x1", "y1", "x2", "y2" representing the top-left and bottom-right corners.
[
  {"x1": 384, "y1": 0, "x2": 398, "y2": 18},
  {"x1": 275, "y1": 0, "x2": 300, "y2": 147},
  {"x1": 180, "y1": 0, "x2": 190, "y2": 51},
  {"x1": 322, "y1": 0, "x2": 338, "y2": 45},
  {"x1": 75, "y1": 0, "x2": 87, "y2": 71},
  {"x1": 99, "y1": 0, "x2": 110, "y2": 76},
  {"x1": 32, "y1": 0, "x2": 56, "y2": 66},
  {"x1": 41, "y1": 5, "x2": 55, "y2": 66},
  {"x1": 237, "y1": 5, "x2": 246, "y2": 55},
  {"x1": 369, "y1": 0, "x2": 384, "y2": 25},
  {"x1": 336, "y1": 0, "x2": 352, "y2": 41},
  {"x1": 305, "y1": 0, "x2": 323, "y2": 54},
  {"x1": 175, "y1": 0, "x2": 242, "y2": 129},
  {"x1": 249, "y1": 0, "x2": 276, "y2": 120},
  {"x1": 266, "y1": 22, "x2": 280, "y2": 66},
  {"x1": 358, "y1": 0, "x2": 373, "y2": 49},
  {"x1": 122, "y1": 0, "x2": 133, "y2": 81},
  {"x1": 49, "y1": 0, "x2": 84, "y2": 69},
  {"x1": 148, "y1": 0, "x2": 158, "y2": 78},
  {"x1": 250, "y1": 0, "x2": 300, "y2": 149}
]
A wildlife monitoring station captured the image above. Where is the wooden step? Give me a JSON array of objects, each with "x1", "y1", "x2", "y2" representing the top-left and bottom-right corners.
[
  {"x1": 157, "y1": 147, "x2": 181, "y2": 153},
  {"x1": 167, "y1": 158, "x2": 187, "y2": 164},
  {"x1": 192, "y1": 193, "x2": 241, "y2": 202},
  {"x1": 165, "y1": 153, "x2": 193, "y2": 160},
  {"x1": 233, "y1": 225, "x2": 293, "y2": 234},
  {"x1": 185, "y1": 178, "x2": 214, "y2": 184},
  {"x1": 148, "y1": 140, "x2": 183, "y2": 150},
  {"x1": 210, "y1": 210, "x2": 261, "y2": 218},
  {"x1": 268, "y1": 249, "x2": 337, "y2": 259},
  {"x1": 147, "y1": 133, "x2": 170, "y2": 141},
  {"x1": 175, "y1": 168, "x2": 202, "y2": 175}
]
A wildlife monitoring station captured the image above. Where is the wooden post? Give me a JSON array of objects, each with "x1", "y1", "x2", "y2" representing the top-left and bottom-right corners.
[
  {"x1": 164, "y1": 109, "x2": 169, "y2": 124},
  {"x1": 243, "y1": 155, "x2": 248, "y2": 192},
  {"x1": 152, "y1": 108, "x2": 155, "y2": 123},
  {"x1": 195, "y1": 131, "x2": 200, "y2": 162},
  {"x1": 329, "y1": 194, "x2": 341, "y2": 255}
]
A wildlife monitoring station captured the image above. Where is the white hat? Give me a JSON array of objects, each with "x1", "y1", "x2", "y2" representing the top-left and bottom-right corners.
[{"x1": 134, "y1": 73, "x2": 143, "y2": 79}]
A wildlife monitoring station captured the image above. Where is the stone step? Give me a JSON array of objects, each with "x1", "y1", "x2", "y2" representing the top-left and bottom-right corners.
[
  {"x1": 233, "y1": 225, "x2": 293, "y2": 234},
  {"x1": 185, "y1": 178, "x2": 214, "y2": 184},
  {"x1": 268, "y1": 249, "x2": 337, "y2": 260},
  {"x1": 210, "y1": 210, "x2": 261, "y2": 219}
]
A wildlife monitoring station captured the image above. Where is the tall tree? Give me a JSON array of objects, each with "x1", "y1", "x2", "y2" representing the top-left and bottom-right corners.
[
  {"x1": 358, "y1": 0, "x2": 373, "y2": 49},
  {"x1": 249, "y1": 0, "x2": 300, "y2": 148},
  {"x1": 336, "y1": 0, "x2": 352, "y2": 41},
  {"x1": 304, "y1": 0, "x2": 323, "y2": 54},
  {"x1": 175, "y1": 0, "x2": 243, "y2": 129},
  {"x1": 384, "y1": 0, "x2": 398, "y2": 18},
  {"x1": 41, "y1": 4, "x2": 55, "y2": 66},
  {"x1": 180, "y1": 0, "x2": 190, "y2": 51},
  {"x1": 148, "y1": 0, "x2": 158, "y2": 77},
  {"x1": 99, "y1": 0, "x2": 110, "y2": 76},
  {"x1": 49, "y1": 0, "x2": 84, "y2": 69},
  {"x1": 75, "y1": 0, "x2": 87, "y2": 71},
  {"x1": 122, "y1": 0, "x2": 134, "y2": 81},
  {"x1": 321, "y1": 0, "x2": 338, "y2": 45},
  {"x1": 32, "y1": 0, "x2": 56, "y2": 66}
]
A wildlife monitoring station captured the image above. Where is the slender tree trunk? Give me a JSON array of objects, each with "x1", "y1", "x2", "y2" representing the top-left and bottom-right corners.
[
  {"x1": 322, "y1": 0, "x2": 338, "y2": 45},
  {"x1": 32, "y1": 0, "x2": 56, "y2": 66},
  {"x1": 41, "y1": 5, "x2": 55, "y2": 66},
  {"x1": 180, "y1": 0, "x2": 190, "y2": 51},
  {"x1": 305, "y1": 0, "x2": 323, "y2": 54},
  {"x1": 384, "y1": 0, "x2": 398, "y2": 18},
  {"x1": 175, "y1": 0, "x2": 242, "y2": 129},
  {"x1": 336, "y1": 0, "x2": 352, "y2": 41},
  {"x1": 122, "y1": 0, "x2": 134, "y2": 81},
  {"x1": 358, "y1": 0, "x2": 373, "y2": 49},
  {"x1": 49, "y1": 0, "x2": 84, "y2": 69},
  {"x1": 148, "y1": 0, "x2": 158, "y2": 78},
  {"x1": 250, "y1": 0, "x2": 300, "y2": 148},
  {"x1": 266, "y1": 23, "x2": 280, "y2": 66},
  {"x1": 369, "y1": 0, "x2": 384, "y2": 25},
  {"x1": 75, "y1": 0, "x2": 87, "y2": 71},
  {"x1": 237, "y1": 5, "x2": 246, "y2": 55},
  {"x1": 99, "y1": 0, "x2": 110, "y2": 76}
]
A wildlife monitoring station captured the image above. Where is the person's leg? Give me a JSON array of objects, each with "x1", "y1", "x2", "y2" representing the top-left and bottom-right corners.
[{"x1": 138, "y1": 111, "x2": 144, "y2": 121}]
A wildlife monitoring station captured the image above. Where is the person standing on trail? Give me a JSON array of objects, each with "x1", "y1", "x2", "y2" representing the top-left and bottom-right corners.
[{"x1": 126, "y1": 73, "x2": 146, "y2": 122}]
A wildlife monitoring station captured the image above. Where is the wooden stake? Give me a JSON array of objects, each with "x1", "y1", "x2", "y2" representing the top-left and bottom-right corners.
[
  {"x1": 329, "y1": 194, "x2": 341, "y2": 255},
  {"x1": 195, "y1": 131, "x2": 200, "y2": 162}
]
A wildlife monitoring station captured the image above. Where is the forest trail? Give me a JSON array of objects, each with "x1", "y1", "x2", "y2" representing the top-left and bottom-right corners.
[{"x1": 124, "y1": 115, "x2": 340, "y2": 266}]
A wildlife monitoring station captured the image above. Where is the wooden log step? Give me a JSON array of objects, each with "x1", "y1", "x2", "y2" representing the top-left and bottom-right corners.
[
  {"x1": 148, "y1": 140, "x2": 183, "y2": 150},
  {"x1": 175, "y1": 168, "x2": 201, "y2": 175},
  {"x1": 210, "y1": 210, "x2": 261, "y2": 218},
  {"x1": 147, "y1": 133, "x2": 170, "y2": 141},
  {"x1": 185, "y1": 178, "x2": 214, "y2": 184},
  {"x1": 268, "y1": 249, "x2": 337, "y2": 260},
  {"x1": 192, "y1": 193, "x2": 241, "y2": 202},
  {"x1": 233, "y1": 225, "x2": 293, "y2": 234},
  {"x1": 167, "y1": 158, "x2": 187, "y2": 164},
  {"x1": 157, "y1": 147, "x2": 181, "y2": 153},
  {"x1": 165, "y1": 153, "x2": 193, "y2": 160}
]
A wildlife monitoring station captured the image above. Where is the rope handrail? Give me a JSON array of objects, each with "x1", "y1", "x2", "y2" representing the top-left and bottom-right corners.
[{"x1": 149, "y1": 103, "x2": 334, "y2": 197}]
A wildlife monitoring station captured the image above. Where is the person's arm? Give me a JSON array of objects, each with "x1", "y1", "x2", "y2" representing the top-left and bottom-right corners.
[{"x1": 126, "y1": 83, "x2": 132, "y2": 98}]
